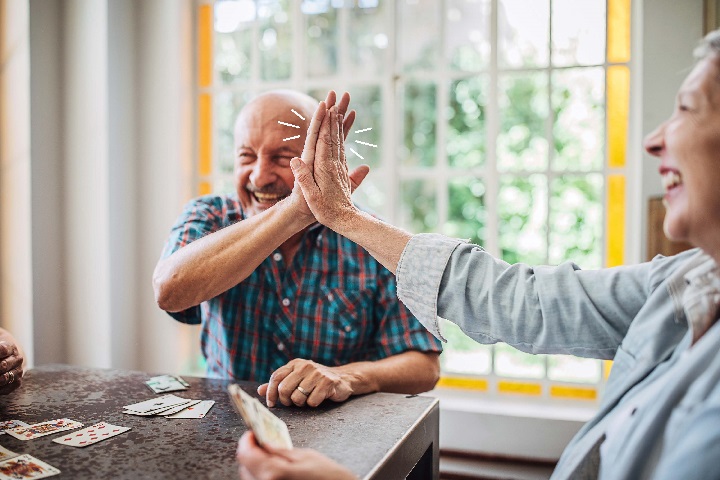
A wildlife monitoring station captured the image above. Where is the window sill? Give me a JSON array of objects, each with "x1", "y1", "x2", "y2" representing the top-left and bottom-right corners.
[{"x1": 428, "y1": 387, "x2": 598, "y2": 462}]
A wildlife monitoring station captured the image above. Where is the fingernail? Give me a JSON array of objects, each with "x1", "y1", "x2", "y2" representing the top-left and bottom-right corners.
[{"x1": 267, "y1": 401, "x2": 274, "y2": 408}]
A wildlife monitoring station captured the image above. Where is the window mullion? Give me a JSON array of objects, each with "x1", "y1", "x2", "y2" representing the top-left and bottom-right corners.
[{"x1": 484, "y1": 0, "x2": 499, "y2": 258}]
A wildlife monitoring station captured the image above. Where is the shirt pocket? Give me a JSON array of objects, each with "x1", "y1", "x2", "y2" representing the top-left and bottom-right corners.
[{"x1": 320, "y1": 286, "x2": 373, "y2": 365}]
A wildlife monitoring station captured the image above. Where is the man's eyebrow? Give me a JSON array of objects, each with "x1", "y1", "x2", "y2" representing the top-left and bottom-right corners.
[{"x1": 270, "y1": 146, "x2": 301, "y2": 155}]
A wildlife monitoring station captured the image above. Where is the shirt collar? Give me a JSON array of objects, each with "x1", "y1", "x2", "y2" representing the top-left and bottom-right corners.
[{"x1": 680, "y1": 252, "x2": 720, "y2": 343}]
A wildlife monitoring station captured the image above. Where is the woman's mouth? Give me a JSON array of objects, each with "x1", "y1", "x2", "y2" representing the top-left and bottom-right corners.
[{"x1": 661, "y1": 170, "x2": 683, "y2": 207}]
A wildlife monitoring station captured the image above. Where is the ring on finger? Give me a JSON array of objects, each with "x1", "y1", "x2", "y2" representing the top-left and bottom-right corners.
[
  {"x1": 6, "y1": 370, "x2": 14, "y2": 384},
  {"x1": 296, "y1": 385, "x2": 311, "y2": 397}
]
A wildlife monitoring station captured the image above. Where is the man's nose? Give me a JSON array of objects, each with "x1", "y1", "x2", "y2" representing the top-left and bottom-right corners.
[{"x1": 249, "y1": 157, "x2": 276, "y2": 187}]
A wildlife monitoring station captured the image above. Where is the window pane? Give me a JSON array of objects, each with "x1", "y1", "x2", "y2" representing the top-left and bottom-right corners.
[
  {"x1": 214, "y1": 1, "x2": 254, "y2": 84},
  {"x1": 215, "y1": 90, "x2": 254, "y2": 175},
  {"x1": 258, "y1": 0, "x2": 292, "y2": 81},
  {"x1": 353, "y1": 174, "x2": 387, "y2": 220},
  {"x1": 397, "y1": 0, "x2": 441, "y2": 72},
  {"x1": 498, "y1": 175, "x2": 547, "y2": 265},
  {"x1": 401, "y1": 82, "x2": 437, "y2": 167},
  {"x1": 399, "y1": 179, "x2": 437, "y2": 233},
  {"x1": 446, "y1": 177, "x2": 486, "y2": 245},
  {"x1": 448, "y1": 76, "x2": 487, "y2": 168},
  {"x1": 446, "y1": 0, "x2": 491, "y2": 72},
  {"x1": 549, "y1": 174, "x2": 603, "y2": 268},
  {"x1": 346, "y1": 86, "x2": 382, "y2": 169},
  {"x1": 551, "y1": 0, "x2": 606, "y2": 67},
  {"x1": 548, "y1": 355, "x2": 601, "y2": 383},
  {"x1": 304, "y1": 0, "x2": 338, "y2": 78},
  {"x1": 552, "y1": 67, "x2": 605, "y2": 171},
  {"x1": 440, "y1": 319, "x2": 492, "y2": 376},
  {"x1": 494, "y1": 344, "x2": 545, "y2": 379},
  {"x1": 498, "y1": 0, "x2": 549, "y2": 69},
  {"x1": 215, "y1": 176, "x2": 237, "y2": 195},
  {"x1": 497, "y1": 72, "x2": 548, "y2": 172},
  {"x1": 348, "y1": 0, "x2": 388, "y2": 76}
]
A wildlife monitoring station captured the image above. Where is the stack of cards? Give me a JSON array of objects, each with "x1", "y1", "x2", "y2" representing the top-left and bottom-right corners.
[
  {"x1": 228, "y1": 384, "x2": 293, "y2": 450},
  {"x1": 0, "y1": 420, "x2": 28, "y2": 435},
  {"x1": 0, "y1": 454, "x2": 60, "y2": 479},
  {"x1": 145, "y1": 374, "x2": 189, "y2": 394},
  {"x1": 5, "y1": 419, "x2": 83, "y2": 441},
  {"x1": 123, "y1": 394, "x2": 215, "y2": 419}
]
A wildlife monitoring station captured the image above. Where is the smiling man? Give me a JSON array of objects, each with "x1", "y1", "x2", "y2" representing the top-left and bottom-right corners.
[{"x1": 153, "y1": 90, "x2": 441, "y2": 408}]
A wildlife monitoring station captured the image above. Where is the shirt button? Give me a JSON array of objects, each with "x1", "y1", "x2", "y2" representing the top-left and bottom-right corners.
[
  {"x1": 282, "y1": 298, "x2": 290, "y2": 307},
  {"x1": 273, "y1": 253, "x2": 282, "y2": 262},
  {"x1": 327, "y1": 293, "x2": 334, "y2": 302},
  {"x1": 344, "y1": 325, "x2": 352, "y2": 333},
  {"x1": 277, "y1": 342, "x2": 285, "y2": 351}
]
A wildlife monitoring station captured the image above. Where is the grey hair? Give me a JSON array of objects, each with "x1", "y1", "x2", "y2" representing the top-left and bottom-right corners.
[{"x1": 694, "y1": 29, "x2": 720, "y2": 60}]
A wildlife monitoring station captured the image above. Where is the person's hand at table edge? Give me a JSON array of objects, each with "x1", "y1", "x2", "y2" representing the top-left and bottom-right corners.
[
  {"x1": 0, "y1": 328, "x2": 24, "y2": 395},
  {"x1": 237, "y1": 431, "x2": 357, "y2": 480}
]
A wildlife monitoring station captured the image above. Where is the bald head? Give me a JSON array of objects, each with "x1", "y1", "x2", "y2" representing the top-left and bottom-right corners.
[{"x1": 234, "y1": 90, "x2": 318, "y2": 137}]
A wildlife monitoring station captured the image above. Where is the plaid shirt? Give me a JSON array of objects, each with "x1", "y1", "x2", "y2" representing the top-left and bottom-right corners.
[{"x1": 161, "y1": 195, "x2": 442, "y2": 381}]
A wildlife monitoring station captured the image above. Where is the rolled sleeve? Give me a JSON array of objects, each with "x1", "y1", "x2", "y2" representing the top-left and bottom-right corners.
[{"x1": 396, "y1": 233, "x2": 466, "y2": 342}]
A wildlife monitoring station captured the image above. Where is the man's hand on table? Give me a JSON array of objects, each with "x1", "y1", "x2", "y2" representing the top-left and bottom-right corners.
[
  {"x1": 0, "y1": 329, "x2": 24, "y2": 395},
  {"x1": 257, "y1": 359, "x2": 356, "y2": 408},
  {"x1": 237, "y1": 431, "x2": 357, "y2": 480}
]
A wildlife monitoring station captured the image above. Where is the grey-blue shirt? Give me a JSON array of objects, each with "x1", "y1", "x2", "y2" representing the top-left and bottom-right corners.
[{"x1": 396, "y1": 234, "x2": 720, "y2": 480}]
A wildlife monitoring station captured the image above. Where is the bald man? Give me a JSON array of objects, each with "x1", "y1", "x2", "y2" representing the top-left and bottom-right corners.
[{"x1": 153, "y1": 91, "x2": 441, "y2": 408}]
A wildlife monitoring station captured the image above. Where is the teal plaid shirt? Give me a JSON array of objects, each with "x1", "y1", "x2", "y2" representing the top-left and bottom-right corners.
[{"x1": 161, "y1": 195, "x2": 442, "y2": 381}]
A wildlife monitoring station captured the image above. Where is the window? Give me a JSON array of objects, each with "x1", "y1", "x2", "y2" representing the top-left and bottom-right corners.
[{"x1": 196, "y1": 0, "x2": 632, "y2": 400}]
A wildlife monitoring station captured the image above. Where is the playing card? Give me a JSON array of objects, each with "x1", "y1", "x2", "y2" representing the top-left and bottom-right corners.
[
  {"x1": 123, "y1": 394, "x2": 189, "y2": 414},
  {"x1": 155, "y1": 399, "x2": 202, "y2": 416},
  {"x1": 123, "y1": 398, "x2": 194, "y2": 416},
  {"x1": 0, "y1": 454, "x2": 60, "y2": 479},
  {"x1": 5, "y1": 419, "x2": 83, "y2": 441},
  {"x1": 166, "y1": 400, "x2": 215, "y2": 419},
  {"x1": 52, "y1": 422, "x2": 130, "y2": 448},
  {"x1": 0, "y1": 421, "x2": 28, "y2": 436},
  {"x1": 145, "y1": 374, "x2": 189, "y2": 394},
  {"x1": 0, "y1": 446, "x2": 18, "y2": 462},
  {"x1": 228, "y1": 384, "x2": 293, "y2": 449}
]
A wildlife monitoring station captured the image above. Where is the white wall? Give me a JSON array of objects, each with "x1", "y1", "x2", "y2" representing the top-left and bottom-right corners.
[
  {"x1": 0, "y1": 0, "x2": 34, "y2": 365},
  {"x1": 0, "y1": 0, "x2": 197, "y2": 373}
]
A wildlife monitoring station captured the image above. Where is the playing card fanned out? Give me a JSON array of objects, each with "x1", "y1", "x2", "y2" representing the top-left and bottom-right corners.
[
  {"x1": 145, "y1": 374, "x2": 189, "y2": 394},
  {"x1": 0, "y1": 420, "x2": 28, "y2": 436},
  {"x1": 228, "y1": 384, "x2": 293, "y2": 450},
  {"x1": 0, "y1": 454, "x2": 60, "y2": 479},
  {"x1": 0, "y1": 446, "x2": 18, "y2": 462},
  {"x1": 165, "y1": 400, "x2": 215, "y2": 419},
  {"x1": 52, "y1": 422, "x2": 130, "y2": 448},
  {"x1": 5, "y1": 419, "x2": 83, "y2": 441},
  {"x1": 122, "y1": 394, "x2": 190, "y2": 415},
  {"x1": 155, "y1": 399, "x2": 202, "y2": 416}
]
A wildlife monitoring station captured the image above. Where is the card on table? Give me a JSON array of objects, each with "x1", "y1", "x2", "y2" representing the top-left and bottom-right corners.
[
  {"x1": 166, "y1": 400, "x2": 215, "y2": 419},
  {"x1": 0, "y1": 454, "x2": 60, "y2": 479},
  {"x1": 5, "y1": 419, "x2": 83, "y2": 441},
  {"x1": 122, "y1": 394, "x2": 189, "y2": 415},
  {"x1": 0, "y1": 446, "x2": 18, "y2": 462},
  {"x1": 145, "y1": 374, "x2": 189, "y2": 394},
  {"x1": 228, "y1": 384, "x2": 293, "y2": 450},
  {"x1": 0, "y1": 421, "x2": 28, "y2": 436},
  {"x1": 52, "y1": 422, "x2": 130, "y2": 448}
]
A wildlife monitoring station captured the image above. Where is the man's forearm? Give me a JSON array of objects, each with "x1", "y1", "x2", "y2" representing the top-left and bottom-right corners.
[
  {"x1": 153, "y1": 198, "x2": 313, "y2": 312},
  {"x1": 335, "y1": 350, "x2": 440, "y2": 396}
]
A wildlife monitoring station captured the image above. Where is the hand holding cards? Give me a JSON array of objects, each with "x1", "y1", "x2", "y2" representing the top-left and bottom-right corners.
[{"x1": 228, "y1": 384, "x2": 293, "y2": 450}]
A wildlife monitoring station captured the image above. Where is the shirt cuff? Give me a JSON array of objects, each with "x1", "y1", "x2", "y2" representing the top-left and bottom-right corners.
[{"x1": 396, "y1": 233, "x2": 466, "y2": 342}]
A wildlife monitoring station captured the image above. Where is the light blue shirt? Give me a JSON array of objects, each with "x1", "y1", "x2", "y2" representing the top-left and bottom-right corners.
[{"x1": 396, "y1": 234, "x2": 720, "y2": 480}]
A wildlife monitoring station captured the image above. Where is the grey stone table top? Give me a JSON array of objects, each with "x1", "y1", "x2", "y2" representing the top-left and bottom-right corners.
[{"x1": 0, "y1": 365, "x2": 438, "y2": 479}]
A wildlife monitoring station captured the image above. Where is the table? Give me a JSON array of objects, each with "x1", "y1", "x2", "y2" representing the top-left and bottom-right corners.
[{"x1": 0, "y1": 365, "x2": 439, "y2": 479}]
